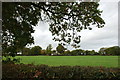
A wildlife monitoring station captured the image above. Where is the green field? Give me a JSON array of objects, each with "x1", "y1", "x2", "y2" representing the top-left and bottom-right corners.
[{"x1": 16, "y1": 56, "x2": 118, "y2": 67}]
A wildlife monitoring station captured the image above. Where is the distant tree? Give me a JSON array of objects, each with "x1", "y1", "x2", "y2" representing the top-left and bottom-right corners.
[
  {"x1": 99, "y1": 48, "x2": 106, "y2": 55},
  {"x1": 94, "y1": 51, "x2": 99, "y2": 55},
  {"x1": 105, "y1": 46, "x2": 120, "y2": 55},
  {"x1": 99, "y1": 46, "x2": 120, "y2": 55},
  {"x1": 105, "y1": 48, "x2": 112, "y2": 55},
  {"x1": 56, "y1": 44, "x2": 66, "y2": 54},
  {"x1": 64, "y1": 50, "x2": 71, "y2": 56},
  {"x1": 78, "y1": 49, "x2": 84, "y2": 55},
  {"x1": 22, "y1": 47, "x2": 31, "y2": 56},
  {"x1": 90, "y1": 50, "x2": 95, "y2": 55},
  {"x1": 41, "y1": 50, "x2": 46, "y2": 55},
  {"x1": 46, "y1": 44, "x2": 53, "y2": 55},
  {"x1": 85, "y1": 50, "x2": 90, "y2": 55},
  {"x1": 30, "y1": 46, "x2": 42, "y2": 55},
  {"x1": 116, "y1": 46, "x2": 120, "y2": 55},
  {"x1": 70, "y1": 50, "x2": 78, "y2": 56},
  {"x1": 51, "y1": 50, "x2": 57, "y2": 56},
  {"x1": 52, "y1": 50, "x2": 56, "y2": 53},
  {"x1": 70, "y1": 49, "x2": 83, "y2": 56}
]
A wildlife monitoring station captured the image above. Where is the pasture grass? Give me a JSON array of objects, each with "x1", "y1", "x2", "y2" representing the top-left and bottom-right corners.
[{"x1": 16, "y1": 56, "x2": 118, "y2": 67}]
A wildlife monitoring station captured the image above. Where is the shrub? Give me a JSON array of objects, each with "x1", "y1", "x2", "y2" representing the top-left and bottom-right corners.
[
  {"x1": 2, "y1": 64, "x2": 120, "y2": 80},
  {"x1": 2, "y1": 56, "x2": 20, "y2": 64}
]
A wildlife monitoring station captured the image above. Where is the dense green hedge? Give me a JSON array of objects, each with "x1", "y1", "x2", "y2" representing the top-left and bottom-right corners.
[{"x1": 2, "y1": 63, "x2": 120, "y2": 80}]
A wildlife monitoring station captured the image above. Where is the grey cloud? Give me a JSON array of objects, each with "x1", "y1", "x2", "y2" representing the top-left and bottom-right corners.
[{"x1": 77, "y1": 2, "x2": 118, "y2": 51}]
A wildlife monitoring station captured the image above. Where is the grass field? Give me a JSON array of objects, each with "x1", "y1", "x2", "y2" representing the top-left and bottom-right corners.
[{"x1": 16, "y1": 56, "x2": 118, "y2": 67}]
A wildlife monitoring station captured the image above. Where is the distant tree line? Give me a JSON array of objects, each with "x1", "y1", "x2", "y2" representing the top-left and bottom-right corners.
[
  {"x1": 99, "y1": 46, "x2": 120, "y2": 55},
  {"x1": 20, "y1": 45, "x2": 120, "y2": 56},
  {"x1": 3, "y1": 45, "x2": 119, "y2": 56}
]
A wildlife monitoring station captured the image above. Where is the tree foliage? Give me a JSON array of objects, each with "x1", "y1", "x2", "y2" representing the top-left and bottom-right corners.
[
  {"x1": 22, "y1": 47, "x2": 30, "y2": 56},
  {"x1": 2, "y1": 2, "x2": 105, "y2": 56},
  {"x1": 30, "y1": 46, "x2": 42, "y2": 55},
  {"x1": 46, "y1": 44, "x2": 53, "y2": 55},
  {"x1": 99, "y1": 46, "x2": 120, "y2": 55},
  {"x1": 2, "y1": 2, "x2": 40, "y2": 56},
  {"x1": 41, "y1": 50, "x2": 46, "y2": 55},
  {"x1": 56, "y1": 44, "x2": 66, "y2": 54},
  {"x1": 15, "y1": 46, "x2": 120, "y2": 56}
]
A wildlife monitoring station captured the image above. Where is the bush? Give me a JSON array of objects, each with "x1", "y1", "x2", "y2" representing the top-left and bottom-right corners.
[
  {"x1": 2, "y1": 64, "x2": 120, "y2": 80},
  {"x1": 2, "y1": 56, "x2": 20, "y2": 64}
]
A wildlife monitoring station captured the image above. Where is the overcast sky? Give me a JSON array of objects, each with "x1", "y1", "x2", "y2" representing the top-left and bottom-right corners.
[{"x1": 30, "y1": 1, "x2": 119, "y2": 52}]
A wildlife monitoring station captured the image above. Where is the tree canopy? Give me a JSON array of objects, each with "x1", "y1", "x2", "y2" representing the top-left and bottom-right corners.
[
  {"x1": 30, "y1": 46, "x2": 42, "y2": 55},
  {"x1": 99, "y1": 46, "x2": 120, "y2": 55},
  {"x1": 46, "y1": 44, "x2": 53, "y2": 55},
  {"x1": 56, "y1": 44, "x2": 66, "y2": 54},
  {"x1": 2, "y1": 2, "x2": 105, "y2": 56}
]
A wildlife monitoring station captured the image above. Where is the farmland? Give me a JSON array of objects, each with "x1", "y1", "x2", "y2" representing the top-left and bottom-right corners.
[{"x1": 16, "y1": 56, "x2": 118, "y2": 67}]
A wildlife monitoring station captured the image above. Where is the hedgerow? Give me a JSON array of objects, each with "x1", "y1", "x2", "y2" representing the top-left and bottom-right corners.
[{"x1": 2, "y1": 63, "x2": 120, "y2": 80}]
